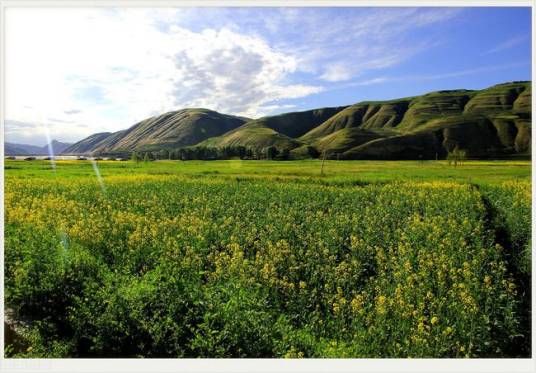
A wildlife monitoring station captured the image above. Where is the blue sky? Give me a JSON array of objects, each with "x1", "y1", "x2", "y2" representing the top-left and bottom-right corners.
[{"x1": 5, "y1": 7, "x2": 532, "y2": 145}]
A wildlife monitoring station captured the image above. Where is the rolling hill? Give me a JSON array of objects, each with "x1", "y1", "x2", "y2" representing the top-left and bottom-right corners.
[
  {"x1": 63, "y1": 109, "x2": 249, "y2": 155},
  {"x1": 300, "y1": 99, "x2": 412, "y2": 141},
  {"x1": 59, "y1": 133, "x2": 112, "y2": 155},
  {"x1": 62, "y1": 81, "x2": 531, "y2": 159},
  {"x1": 197, "y1": 107, "x2": 347, "y2": 150},
  {"x1": 302, "y1": 81, "x2": 531, "y2": 159},
  {"x1": 200, "y1": 122, "x2": 302, "y2": 150}
]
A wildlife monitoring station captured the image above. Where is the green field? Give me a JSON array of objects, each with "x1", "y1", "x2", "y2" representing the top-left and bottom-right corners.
[
  {"x1": 4, "y1": 159, "x2": 530, "y2": 184},
  {"x1": 4, "y1": 160, "x2": 532, "y2": 358}
]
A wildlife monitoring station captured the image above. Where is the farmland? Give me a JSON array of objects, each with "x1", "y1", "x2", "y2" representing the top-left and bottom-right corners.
[{"x1": 3, "y1": 159, "x2": 531, "y2": 358}]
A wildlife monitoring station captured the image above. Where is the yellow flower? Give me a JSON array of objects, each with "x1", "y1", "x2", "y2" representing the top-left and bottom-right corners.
[
  {"x1": 351, "y1": 295, "x2": 364, "y2": 313},
  {"x1": 417, "y1": 321, "x2": 426, "y2": 333},
  {"x1": 377, "y1": 295, "x2": 386, "y2": 305},
  {"x1": 443, "y1": 326, "x2": 453, "y2": 336},
  {"x1": 333, "y1": 303, "x2": 340, "y2": 314},
  {"x1": 431, "y1": 316, "x2": 439, "y2": 326}
]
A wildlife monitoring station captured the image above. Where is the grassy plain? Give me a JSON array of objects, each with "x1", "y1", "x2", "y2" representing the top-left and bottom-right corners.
[
  {"x1": 4, "y1": 159, "x2": 530, "y2": 184},
  {"x1": 3, "y1": 159, "x2": 531, "y2": 358}
]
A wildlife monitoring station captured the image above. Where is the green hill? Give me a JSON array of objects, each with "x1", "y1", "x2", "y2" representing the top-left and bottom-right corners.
[
  {"x1": 396, "y1": 90, "x2": 475, "y2": 130},
  {"x1": 300, "y1": 99, "x2": 411, "y2": 141},
  {"x1": 199, "y1": 121, "x2": 302, "y2": 150},
  {"x1": 198, "y1": 106, "x2": 347, "y2": 151},
  {"x1": 63, "y1": 109, "x2": 249, "y2": 155},
  {"x1": 312, "y1": 127, "x2": 385, "y2": 154},
  {"x1": 63, "y1": 81, "x2": 531, "y2": 159},
  {"x1": 302, "y1": 81, "x2": 530, "y2": 159},
  {"x1": 62, "y1": 132, "x2": 112, "y2": 154},
  {"x1": 248, "y1": 106, "x2": 348, "y2": 138},
  {"x1": 343, "y1": 113, "x2": 531, "y2": 160},
  {"x1": 464, "y1": 82, "x2": 528, "y2": 115}
]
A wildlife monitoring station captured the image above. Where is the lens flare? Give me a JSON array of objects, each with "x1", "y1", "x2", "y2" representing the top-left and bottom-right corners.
[
  {"x1": 90, "y1": 158, "x2": 106, "y2": 194},
  {"x1": 41, "y1": 117, "x2": 56, "y2": 171}
]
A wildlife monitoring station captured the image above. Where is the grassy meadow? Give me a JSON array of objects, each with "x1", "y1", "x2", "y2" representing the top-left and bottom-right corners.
[{"x1": 3, "y1": 159, "x2": 532, "y2": 358}]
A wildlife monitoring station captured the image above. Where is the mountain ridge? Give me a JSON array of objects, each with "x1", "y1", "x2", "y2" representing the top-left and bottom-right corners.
[
  {"x1": 63, "y1": 108, "x2": 249, "y2": 155},
  {"x1": 5, "y1": 140, "x2": 73, "y2": 156},
  {"x1": 61, "y1": 81, "x2": 531, "y2": 159}
]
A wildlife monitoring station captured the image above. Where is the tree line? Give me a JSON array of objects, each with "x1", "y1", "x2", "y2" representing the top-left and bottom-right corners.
[
  {"x1": 129, "y1": 145, "x2": 469, "y2": 163},
  {"x1": 130, "y1": 146, "x2": 292, "y2": 162}
]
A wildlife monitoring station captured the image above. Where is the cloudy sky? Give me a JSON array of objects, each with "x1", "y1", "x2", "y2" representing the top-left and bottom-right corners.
[{"x1": 5, "y1": 6, "x2": 531, "y2": 145}]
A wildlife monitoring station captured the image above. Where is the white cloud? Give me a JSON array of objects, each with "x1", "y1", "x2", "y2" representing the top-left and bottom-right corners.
[
  {"x1": 257, "y1": 103, "x2": 297, "y2": 113},
  {"x1": 168, "y1": 28, "x2": 321, "y2": 118},
  {"x1": 302, "y1": 8, "x2": 461, "y2": 82},
  {"x1": 5, "y1": 119, "x2": 83, "y2": 146},
  {"x1": 5, "y1": 7, "x2": 467, "y2": 144},
  {"x1": 351, "y1": 77, "x2": 389, "y2": 86},
  {"x1": 484, "y1": 35, "x2": 527, "y2": 54},
  {"x1": 320, "y1": 63, "x2": 353, "y2": 82},
  {"x1": 331, "y1": 62, "x2": 530, "y2": 91},
  {"x1": 407, "y1": 62, "x2": 531, "y2": 81},
  {"x1": 5, "y1": 8, "x2": 321, "y2": 143}
]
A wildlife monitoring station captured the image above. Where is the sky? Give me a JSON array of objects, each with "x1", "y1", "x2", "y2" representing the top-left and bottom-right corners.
[{"x1": 5, "y1": 6, "x2": 532, "y2": 146}]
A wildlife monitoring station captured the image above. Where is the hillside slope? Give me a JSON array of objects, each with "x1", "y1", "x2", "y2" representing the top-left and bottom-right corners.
[
  {"x1": 200, "y1": 122, "x2": 302, "y2": 150},
  {"x1": 62, "y1": 81, "x2": 531, "y2": 159},
  {"x1": 198, "y1": 106, "x2": 348, "y2": 151},
  {"x1": 248, "y1": 106, "x2": 348, "y2": 138},
  {"x1": 303, "y1": 81, "x2": 531, "y2": 159},
  {"x1": 62, "y1": 132, "x2": 112, "y2": 154},
  {"x1": 63, "y1": 109, "x2": 249, "y2": 154},
  {"x1": 301, "y1": 99, "x2": 412, "y2": 141}
]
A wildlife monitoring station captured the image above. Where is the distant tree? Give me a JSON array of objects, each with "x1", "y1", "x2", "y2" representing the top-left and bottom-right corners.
[
  {"x1": 280, "y1": 148, "x2": 290, "y2": 160},
  {"x1": 447, "y1": 146, "x2": 466, "y2": 167},
  {"x1": 195, "y1": 147, "x2": 205, "y2": 160},
  {"x1": 257, "y1": 148, "x2": 264, "y2": 160},
  {"x1": 203, "y1": 147, "x2": 217, "y2": 160},
  {"x1": 160, "y1": 149, "x2": 169, "y2": 160},
  {"x1": 143, "y1": 153, "x2": 151, "y2": 162},
  {"x1": 131, "y1": 151, "x2": 140, "y2": 162},
  {"x1": 458, "y1": 149, "x2": 467, "y2": 165},
  {"x1": 266, "y1": 146, "x2": 278, "y2": 160},
  {"x1": 237, "y1": 146, "x2": 247, "y2": 160},
  {"x1": 217, "y1": 147, "x2": 226, "y2": 159},
  {"x1": 447, "y1": 148, "x2": 458, "y2": 167},
  {"x1": 185, "y1": 148, "x2": 195, "y2": 160}
]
